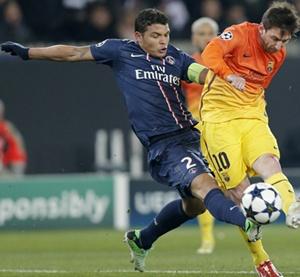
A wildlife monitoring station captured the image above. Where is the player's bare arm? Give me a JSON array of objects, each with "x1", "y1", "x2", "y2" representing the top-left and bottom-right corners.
[
  {"x1": 1, "y1": 42, "x2": 94, "y2": 62},
  {"x1": 187, "y1": 63, "x2": 208, "y2": 84},
  {"x1": 29, "y1": 45, "x2": 94, "y2": 61}
]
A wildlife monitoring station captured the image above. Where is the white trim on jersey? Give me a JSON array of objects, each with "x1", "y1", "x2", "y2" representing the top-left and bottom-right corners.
[
  {"x1": 157, "y1": 81, "x2": 183, "y2": 128},
  {"x1": 171, "y1": 84, "x2": 194, "y2": 125}
]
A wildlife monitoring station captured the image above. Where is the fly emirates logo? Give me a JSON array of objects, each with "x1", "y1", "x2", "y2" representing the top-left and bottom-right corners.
[{"x1": 135, "y1": 65, "x2": 180, "y2": 86}]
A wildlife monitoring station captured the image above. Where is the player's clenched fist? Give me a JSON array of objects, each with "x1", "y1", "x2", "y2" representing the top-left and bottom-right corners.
[{"x1": 1, "y1": 41, "x2": 29, "y2": 60}]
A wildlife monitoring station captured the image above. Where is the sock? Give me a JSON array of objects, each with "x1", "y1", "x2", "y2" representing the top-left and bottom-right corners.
[
  {"x1": 204, "y1": 188, "x2": 246, "y2": 228},
  {"x1": 238, "y1": 228, "x2": 269, "y2": 266},
  {"x1": 265, "y1": 172, "x2": 296, "y2": 214},
  {"x1": 197, "y1": 211, "x2": 214, "y2": 245},
  {"x1": 140, "y1": 199, "x2": 192, "y2": 250}
]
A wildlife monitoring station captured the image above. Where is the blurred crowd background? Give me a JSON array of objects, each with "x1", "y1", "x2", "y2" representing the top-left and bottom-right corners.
[
  {"x1": 1, "y1": 0, "x2": 300, "y2": 175},
  {"x1": 0, "y1": 0, "x2": 300, "y2": 43}
]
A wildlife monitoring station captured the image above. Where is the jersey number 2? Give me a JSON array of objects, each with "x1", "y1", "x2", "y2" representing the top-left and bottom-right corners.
[{"x1": 181, "y1": 157, "x2": 196, "y2": 169}]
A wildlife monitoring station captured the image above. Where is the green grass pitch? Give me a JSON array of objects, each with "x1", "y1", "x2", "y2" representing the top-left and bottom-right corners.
[{"x1": 0, "y1": 225, "x2": 299, "y2": 277}]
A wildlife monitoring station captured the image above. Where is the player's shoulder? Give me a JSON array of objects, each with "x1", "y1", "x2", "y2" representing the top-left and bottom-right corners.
[
  {"x1": 226, "y1": 22, "x2": 255, "y2": 31},
  {"x1": 166, "y1": 44, "x2": 193, "y2": 66},
  {"x1": 167, "y1": 44, "x2": 191, "y2": 59},
  {"x1": 113, "y1": 39, "x2": 145, "y2": 55},
  {"x1": 120, "y1": 39, "x2": 141, "y2": 50},
  {"x1": 119, "y1": 39, "x2": 136, "y2": 46},
  {"x1": 94, "y1": 38, "x2": 132, "y2": 48},
  {"x1": 220, "y1": 22, "x2": 255, "y2": 41},
  {"x1": 235, "y1": 21, "x2": 257, "y2": 29},
  {"x1": 168, "y1": 44, "x2": 182, "y2": 54},
  {"x1": 92, "y1": 39, "x2": 139, "y2": 59}
]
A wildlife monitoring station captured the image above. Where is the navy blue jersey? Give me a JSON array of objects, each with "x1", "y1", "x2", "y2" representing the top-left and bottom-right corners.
[{"x1": 90, "y1": 39, "x2": 197, "y2": 147}]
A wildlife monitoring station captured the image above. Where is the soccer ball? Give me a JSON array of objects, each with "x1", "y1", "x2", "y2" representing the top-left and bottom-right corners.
[{"x1": 240, "y1": 182, "x2": 282, "y2": 225}]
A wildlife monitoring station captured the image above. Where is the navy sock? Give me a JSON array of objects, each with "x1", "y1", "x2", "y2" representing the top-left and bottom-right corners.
[
  {"x1": 140, "y1": 199, "x2": 192, "y2": 250},
  {"x1": 204, "y1": 188, "x2": 246, "y2": 228}
]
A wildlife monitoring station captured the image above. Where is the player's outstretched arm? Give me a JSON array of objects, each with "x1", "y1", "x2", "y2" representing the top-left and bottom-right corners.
[
  {"x1": 1, "y1": 41, "x2": 94, "y2": 62},
  {"x1": 187, "y1": 63, "x2": 209, "y2": 84}
]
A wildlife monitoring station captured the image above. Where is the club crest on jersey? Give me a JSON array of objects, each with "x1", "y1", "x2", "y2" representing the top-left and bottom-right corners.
[
  {"x1": 221, "y1": 172, "x2": 230, "y2": 182},
  {"x1": 220, "y1": 31, "x2": 233, "y2": 40},
  {"x1": 189, "y1": 167, "x2": 197, "y2": 174},
  {"x1": 95, "y1": 39, "x2": 107, "y2": 47},
  {"x1": 267, "y1": 61, "x2": 274, "y2": 72},
  {"x1": 165, "y1": 56, "x2": 175, "y2": 65}
]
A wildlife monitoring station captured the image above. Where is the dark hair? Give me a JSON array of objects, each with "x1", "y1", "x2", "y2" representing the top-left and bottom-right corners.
[
  {"x1": 135, "y1": 8, "x2": 168, "y2": 33},
  {"x1": 262, "y1": 1, "x2": 300, "y2": 35}
]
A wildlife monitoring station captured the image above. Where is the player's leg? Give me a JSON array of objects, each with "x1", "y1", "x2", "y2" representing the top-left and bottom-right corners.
[
  {"x1": 124, "y1": 196, "x2": 201, "y2": 272},
  {"x1": 189, "y1": 172, "x2": 256, "y2": 233},
  {"x1": 226, "y1": 179, "x2": 277, "y2": 274},
  {"x1": 196, "y1": 211, "x2": 215, "y2": 254},
  {"x1": 194, "y1": 123, "x2": 216, "y2": 254},
  {"x1": 241, "y1": 119, "x2": 287, "y2": 276},
  {"x1": 182, "y1": 129, "x2": 259, "y2": 238},
  {"x1": 202, "y1": 119, "x2": 281, "y2": 276},
  {"x1": 133, "y1": 136, "x2": 253, "y2": 249},
  {"x1": 253, "y1": 155, "x2": 298, "y2": 227},
  {"x1": 243, "y1": 120, "x2": 299, "y2": 228},
  {"x1": 238, "y1": 229, "x2": 283, "y2": 277},
  {"x1": 125, "y1": 129, "x2": 259, "y2": 271},
  {"x1": 125, "y1": 133, "x2": 207, "y2": 272},
  {"x1": 181, "y1": 129, "x2": 256, "y2": 231},
  {"x1": 238, "y1": 229, "x2": 269, "y2": 265}
]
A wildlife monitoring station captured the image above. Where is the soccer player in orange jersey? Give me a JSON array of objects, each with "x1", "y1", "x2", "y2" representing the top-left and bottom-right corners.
[
  {"x1": 0, "y1": 99, "x2": 27, "y2": 176},
  {"x1": 182, "y1": 17, "x2": 219, "y2": 255},
  {"x1": 200, "y1": 2, "x2": 300, "y2": 276}
]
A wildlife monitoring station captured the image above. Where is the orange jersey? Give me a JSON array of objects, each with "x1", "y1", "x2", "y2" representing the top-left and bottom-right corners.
[
  {"x1": 0, "y1": 120, "x2": 27, "y2": 166},
  {"x1": 200, "y1": 22, "x2": 286, "y2": 123},
  {"x1": 182, "y1": 52, "x2": 204, "y2": 121}
]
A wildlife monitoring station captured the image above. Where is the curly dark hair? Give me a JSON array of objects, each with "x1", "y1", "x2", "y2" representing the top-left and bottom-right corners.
[
  {"x1": 262, "y1": 1, "x2": 300, "y2": 35},
  {"x1": 135, "y1": 8, "x2": 168, "y2": 33}
]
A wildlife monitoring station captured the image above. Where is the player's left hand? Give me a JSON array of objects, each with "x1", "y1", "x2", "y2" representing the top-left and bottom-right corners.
[
  {"x1": 226, "y1": 74, "x2": 246, "y2": 91},
  {"x1": 1, "y1": 41, "x2": 29, "y2": 60}
]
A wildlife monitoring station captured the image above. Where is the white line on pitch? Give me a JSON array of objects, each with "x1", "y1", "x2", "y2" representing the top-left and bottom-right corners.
[{"x1": 0, "y1": 269, "x2": 299, "y2": 275}]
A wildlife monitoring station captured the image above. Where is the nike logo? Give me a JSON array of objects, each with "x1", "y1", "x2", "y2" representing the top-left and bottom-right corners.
[
  {"x1": 131, "y1": 53, "x2": 144, "y2": 58},
  {"x1": 230, "y1": 205, "x2": 237, "y2": 211}
]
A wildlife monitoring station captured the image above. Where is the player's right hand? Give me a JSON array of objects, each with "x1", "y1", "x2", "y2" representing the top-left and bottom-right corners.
[
  {"x1": 1, "y1": 41, "x2": 29, "y2": 60},
  {"x1": 226, "y1": 74, "x2": 246, "y2": 91}
]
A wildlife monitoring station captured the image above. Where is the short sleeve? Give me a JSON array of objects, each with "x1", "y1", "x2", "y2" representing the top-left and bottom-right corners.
[{"x1": 90, "y1": 39, "x2": 121, "y2": 66}]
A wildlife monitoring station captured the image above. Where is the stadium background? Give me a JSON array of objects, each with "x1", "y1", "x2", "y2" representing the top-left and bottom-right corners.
[
  {"x1": 0, "y1": 1, "x2": 300, "y2": 276},
  {"x1": 1, "y1": 0, "x2": 300, "y2": 229}
]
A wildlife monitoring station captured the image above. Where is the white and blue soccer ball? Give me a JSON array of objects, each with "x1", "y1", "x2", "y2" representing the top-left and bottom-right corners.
[{"x1": 241, "y1": 182, "x2": 282, "y2": 225}]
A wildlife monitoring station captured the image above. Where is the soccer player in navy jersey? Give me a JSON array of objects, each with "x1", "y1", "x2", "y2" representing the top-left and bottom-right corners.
[{"x1": 1, "y1": 8, "x2": 261, "y2": 272}]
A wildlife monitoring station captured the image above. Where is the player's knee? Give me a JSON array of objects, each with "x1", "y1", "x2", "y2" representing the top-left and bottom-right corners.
[
  {"x1": 190, "y1": 173, "x2": 219, "y2": 199},
  {"x1": 226, "y1": 179, "x2": 250, "y2": 204},
  {"x1": 253, "y1": 154, "x2": 282, "y2": 178},
  {"x1": 182, "y1": 197, "x2": 206, "y2": 217}
]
